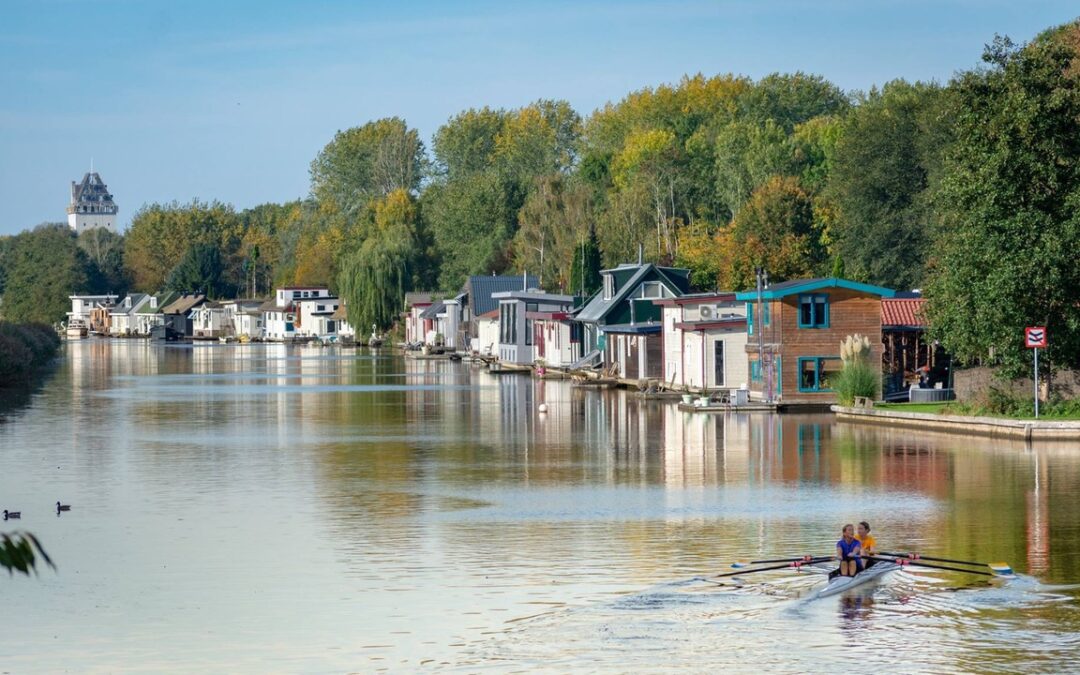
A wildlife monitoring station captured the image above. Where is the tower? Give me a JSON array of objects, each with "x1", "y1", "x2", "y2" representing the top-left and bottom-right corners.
[{"x1": 67, "y1": 170, "x2": 118, "y2": 233}]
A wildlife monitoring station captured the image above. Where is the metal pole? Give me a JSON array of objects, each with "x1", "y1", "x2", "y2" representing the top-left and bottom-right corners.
[
  {"x1": 756, "y1": 268, "x2": 768, "y2": 403},
  {"x1": 1034, "y1": 347, "x2": 1040, "y2": 419}
]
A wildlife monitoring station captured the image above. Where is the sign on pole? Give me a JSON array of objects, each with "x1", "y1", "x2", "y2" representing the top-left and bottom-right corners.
[
  {"x1": 1025, "y1": 327, "x2": 1047, "y2": 418},
  {"x1": 1025, "y1": 327, "x2": 1047, "y2": 349}
]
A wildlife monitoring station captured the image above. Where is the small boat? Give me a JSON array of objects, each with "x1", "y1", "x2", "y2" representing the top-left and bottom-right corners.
[
  {"x1": 65, "y1": 318, "x2": 89, "y2": 339},
  {"x1": 807, "y1": 561, "x2": 899, "y2": 599}
]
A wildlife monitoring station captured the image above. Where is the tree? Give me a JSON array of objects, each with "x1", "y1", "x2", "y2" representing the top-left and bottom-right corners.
[
  {"x1": 1, "y1": 224, "x2": 90, "y2": 324},
  {"x1": 124, "y1": 200, "x2": 241, "y2": 292},
  {"x1": 432, "y1": 107, "x2": 507, "y2": 179},
  {"x1": 424, "y1": 172, "x2": 516, "y2": 290},
  {"x1": 569, "y1": 227, "x2": 603, "y2": 297},
  {"x1": 166, "y1": 243, "x2": 225, "y2": 297},
  {"x1": 338, "y1": 189, "x2": 419, "y2": 330},
  {"x1": 716, "y1": 176, "x2": 825, "y2": 289},
  {"x1": 79, "y1": 228, "x2": 129, "y2": 295},
  {"x1": 828, "y1": 81, "x2": 948, "y2": 289},
  {"x1": 310, "y1": 118, "x2": 424, "y2": 217},
  {"x1": 511, "y1": 174, "x2": 593, "y2": 291},
  {"x1": 925, "y1": 25, "x2": 1080, "y2": 375}
]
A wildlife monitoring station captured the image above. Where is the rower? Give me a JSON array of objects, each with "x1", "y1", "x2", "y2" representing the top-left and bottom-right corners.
[
  {"x1": 836, "y1": 524, "x2": 863, "y2": 577},
  {"x1": 856, "y1": 521, "x2": 877, "y2": 568}
]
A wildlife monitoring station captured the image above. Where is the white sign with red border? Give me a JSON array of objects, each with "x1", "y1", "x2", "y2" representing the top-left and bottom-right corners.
[{"x1": 1025, "y1": 326, "x2": 1047, "y2": 349}]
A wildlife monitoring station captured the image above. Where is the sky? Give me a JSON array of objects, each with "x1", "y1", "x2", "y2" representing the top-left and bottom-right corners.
[{"x1": 1, "y1": 0, "x2": 1077, "y2": 235}]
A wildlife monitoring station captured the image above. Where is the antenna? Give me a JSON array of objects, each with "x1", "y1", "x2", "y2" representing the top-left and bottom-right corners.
[{"x1": 90, "y1": 157, "x2": 94, "y2": 174}]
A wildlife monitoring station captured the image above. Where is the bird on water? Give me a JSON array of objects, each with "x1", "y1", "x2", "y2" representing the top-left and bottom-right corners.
[
  {"x1": 56, "y1": 501, "x2": 71, "y2": 513},
  {"x1": 3, "y1": 510, "x2": 20, "y2": 520}
]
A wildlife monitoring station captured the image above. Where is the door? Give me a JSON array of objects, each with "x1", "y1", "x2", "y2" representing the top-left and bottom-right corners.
[{"x1": 713, "y1": 339, "x2": 725, "y2": 388}]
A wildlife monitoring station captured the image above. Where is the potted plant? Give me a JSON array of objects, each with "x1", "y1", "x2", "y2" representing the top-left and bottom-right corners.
[
  {"x1": 697, "y1": 390, "x2": 712, "y2": 407},
  {"x1": 680, "y1": 385, "x2": 694, "y2": 406}
]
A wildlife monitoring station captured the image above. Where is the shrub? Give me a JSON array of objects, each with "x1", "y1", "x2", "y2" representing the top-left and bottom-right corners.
[
  {"x1": 831, "y1": 358, "x2": 878, "y2": 406},
  {"x1": 0, "y1": 322, "x2": 60, "y2": 384}
]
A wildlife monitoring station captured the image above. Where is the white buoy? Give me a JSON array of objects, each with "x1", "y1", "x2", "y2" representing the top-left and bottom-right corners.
[{"x1": 538, "y1": 403, "x2": 549, "y2": 414}]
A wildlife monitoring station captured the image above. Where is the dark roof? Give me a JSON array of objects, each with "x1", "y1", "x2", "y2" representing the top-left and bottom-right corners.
[
  {"x1": 69, "y1": 172, "x2": 117, "y2": 211},
  {"x1": 419, "y1": 300, "x2": 445, "y2": 320},
  {"x1": 735, "y1": 277, "x2": 896, "y2": 301},
  {"x1": 162, "y1": 294, "x2": 207, "y2": 315},
  {"x1": 576, "y1": 263, "x2": 690, "y2": 323},
  {"x1": 465, "y1": 275, "x2": 538, "y2": 317}
]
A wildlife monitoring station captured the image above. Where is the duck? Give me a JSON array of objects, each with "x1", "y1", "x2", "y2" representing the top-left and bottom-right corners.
[
  {"x1": 3, "y1": 510, "x2": 20, "y2": 520},
  {"x1": 56, "y1": 501, "x2": 71, "y2": 513}
]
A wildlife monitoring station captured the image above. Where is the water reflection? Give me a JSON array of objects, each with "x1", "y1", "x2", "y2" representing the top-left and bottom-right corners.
[{"x1": 0, "y1": 341, "x2": 1077, "y2": 672}]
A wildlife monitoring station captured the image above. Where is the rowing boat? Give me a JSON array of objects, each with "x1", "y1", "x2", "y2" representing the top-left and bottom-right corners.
[{"x1": 806, "y1": 561, "x2": 899, "y2": 599}]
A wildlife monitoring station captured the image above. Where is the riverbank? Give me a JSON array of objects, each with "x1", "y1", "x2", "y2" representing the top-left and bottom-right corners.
[{"x1": 832, "y1": 403, "x2": 1080, "y2": 440}]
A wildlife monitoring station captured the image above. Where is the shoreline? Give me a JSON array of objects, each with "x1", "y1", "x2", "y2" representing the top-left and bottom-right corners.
[{"x1": 831, "y1": 405, "x2": 1080, "y2": 441}]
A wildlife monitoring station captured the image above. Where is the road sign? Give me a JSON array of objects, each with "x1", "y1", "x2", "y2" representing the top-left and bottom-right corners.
[{"x1": 1025, "y1": 327, "x2": 1047, "y2": 349}]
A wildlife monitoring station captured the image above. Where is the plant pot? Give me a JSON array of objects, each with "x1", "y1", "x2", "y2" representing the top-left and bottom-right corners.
[
  {"x1": 697, "y1": 396, "x2": 711, "y2": 407},
  {"x1": 681, "y1": 394, "x2": 694, "y2": 405}
]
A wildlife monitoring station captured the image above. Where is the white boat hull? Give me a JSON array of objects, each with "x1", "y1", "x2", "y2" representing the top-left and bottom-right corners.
[{"x1": 808, "y1": 562, "x2": 899, "y2": 599}]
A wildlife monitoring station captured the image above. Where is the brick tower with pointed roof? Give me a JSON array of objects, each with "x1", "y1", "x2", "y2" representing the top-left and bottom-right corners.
[{"x1": 67, "y1": 171, "x2": 118, "y2": 233}]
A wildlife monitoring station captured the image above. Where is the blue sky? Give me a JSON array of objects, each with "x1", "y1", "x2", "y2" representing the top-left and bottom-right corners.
[{"x1": 1, "y1": 1, "x2": 1077, "y2": 235}]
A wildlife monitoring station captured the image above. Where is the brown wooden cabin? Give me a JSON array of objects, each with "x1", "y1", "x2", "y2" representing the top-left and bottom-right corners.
[{"x1": 736, "y1": 278, "x2": 895, "y2": 404}]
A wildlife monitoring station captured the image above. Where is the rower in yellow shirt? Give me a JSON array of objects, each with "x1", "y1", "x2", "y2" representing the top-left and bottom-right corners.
[{"x1": 856, "y1": 521, "x2": 877, "y2": 568}]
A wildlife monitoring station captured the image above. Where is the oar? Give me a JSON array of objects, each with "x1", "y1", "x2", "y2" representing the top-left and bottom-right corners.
[
  {"x1": 731, "y1": 554, "x2": 822, "y2": 569},
  {"x1": 714, "y1": 556, "x2": 833, "y2": 579},
  {"x1": 869, "y1": 556, "x2": 1007, "y2": 577},
  {"x1": 881, "y1": 551, "x2": 1013, "y2": 576}
]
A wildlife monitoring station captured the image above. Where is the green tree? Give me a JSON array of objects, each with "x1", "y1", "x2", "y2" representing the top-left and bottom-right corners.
[
  {"x1": 166, "y1": 243, "x2": 226, "y2": 297},
  {"x1": 310, "y1": 118, "x2": 424, "y2": 217},
  {"x1": 338, "y1": 189, "x2": 419, "y2": 330},
  {"x1": 828, "y1": 81, "x2": 949, "y2": 289},
  {"x1": 432, "y1": 107, "x2": 507, "y2": 179},
  {"x1": 124, "y1": 200, "x2": 241, "y2": 292},
  {"x1": 79, "y1": 228, "x2": 129, "y2": 295},
  {"x1": 925, "y1": 25, "x2": 1080, "y2": 375},
  {"x1": 424, "y1": 172, "x2": 515, "y2": 289},
  {"x1": 512, "y1": 174, "x2": 593, "y2": 291},
  {"x1": 1, "y1": 224, "x2": 90, "y2": 324},
  {"x1": 569, "y1": 227, "x2": 603, "y2": 297}
]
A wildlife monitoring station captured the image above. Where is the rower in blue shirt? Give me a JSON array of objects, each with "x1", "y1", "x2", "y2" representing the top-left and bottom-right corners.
[{"x1": 836, "y1": 523, "x2": 863, "y2": 577}]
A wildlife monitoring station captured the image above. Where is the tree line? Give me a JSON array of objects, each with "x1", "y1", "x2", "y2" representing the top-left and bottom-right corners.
[{"x1": 0, "y1": 19, "x2": 1078, "y2": 376}]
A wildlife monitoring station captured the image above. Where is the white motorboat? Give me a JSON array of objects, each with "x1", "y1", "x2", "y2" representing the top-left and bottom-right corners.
[{"x1": 807, "y1": 561, "x2": 900, "y2": 599}]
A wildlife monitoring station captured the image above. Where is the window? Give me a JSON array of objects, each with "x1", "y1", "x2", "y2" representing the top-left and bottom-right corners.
[
  {"x1": 799, "y1": 294, "x2": 829, "y2": 328},
  {"x1": 798, "y1": 357, "x2": 841, "y2": 392},
  {"x1": 747, "y1": 301, "x2": 771, "y2": 336},
  {"x1": 526, "y1": 303, "x2": 538, "y2": 312},
  {"x1": 641, "y1": 281, "x2": 664, "y2": 298},
  {"x1": 317, "y1": 305, "x2": 325, "y2": 312},
  {"x1": 751, "y1": 358, "x2": 762, "y2": 382},
  {"x1": 713, "y1": 340, "x2": 725, "y2": 387},
  {"x1": 525, "y1": 319, "x2": 534, "y2": 345},
  {"x1": 292, "y1": 291, "x2": 301, "y2": 299},
  {"x1": 603, "y1": 274, "x2": 614, "y2": 300}
]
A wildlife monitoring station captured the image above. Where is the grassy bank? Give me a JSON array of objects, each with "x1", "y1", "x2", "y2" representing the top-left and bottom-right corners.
[{"x1": 875, "y1": 400, "x2": 1080, "y2": 421}]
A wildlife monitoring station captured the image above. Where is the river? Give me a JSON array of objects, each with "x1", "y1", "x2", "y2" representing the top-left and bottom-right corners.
[{"x1": 1, "y1": 341, "x2": 1078, "y2": 672}]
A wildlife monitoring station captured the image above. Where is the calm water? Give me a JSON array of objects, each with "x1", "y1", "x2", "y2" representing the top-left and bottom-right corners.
[{"x1": 1, "y1": 341, "x2": 1078, "y2": 672}]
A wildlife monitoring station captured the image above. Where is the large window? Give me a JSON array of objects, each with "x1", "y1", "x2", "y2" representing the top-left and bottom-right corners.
[
  {"x1": 798, "y1": 357, "x2": 841, "y2": 392},
  {"x1": 798, "y1": 294, "x2": 829, "y2": 328}
]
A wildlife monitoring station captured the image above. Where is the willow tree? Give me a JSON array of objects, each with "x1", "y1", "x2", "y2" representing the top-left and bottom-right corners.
[{"x1": 338, "y1": 190, "x2": 418, "y2": 331}]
